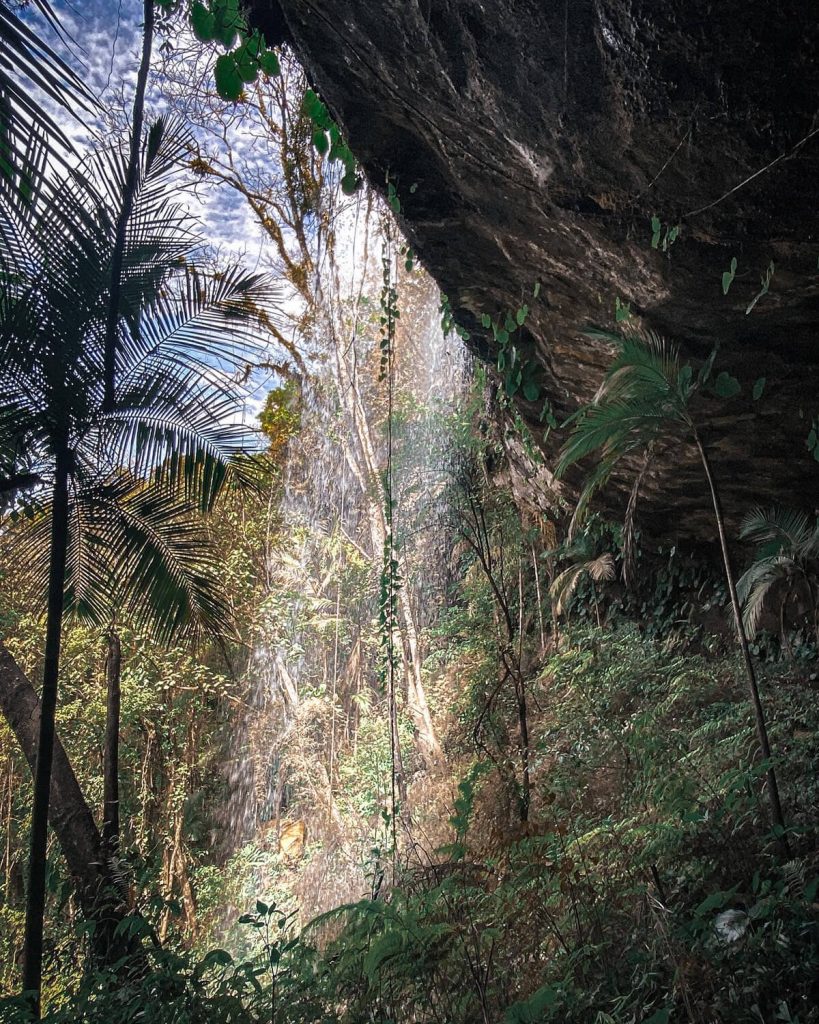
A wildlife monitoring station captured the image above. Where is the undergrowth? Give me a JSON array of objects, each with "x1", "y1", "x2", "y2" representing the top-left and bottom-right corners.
[{"x1": 4, "y1": 628, "x2": 817, "y2": 1023}]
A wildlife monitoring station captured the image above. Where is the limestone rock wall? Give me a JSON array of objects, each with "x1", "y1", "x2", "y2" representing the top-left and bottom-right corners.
[{"x1": 250, "y1": 0, "x2": 819, "y2": 538}]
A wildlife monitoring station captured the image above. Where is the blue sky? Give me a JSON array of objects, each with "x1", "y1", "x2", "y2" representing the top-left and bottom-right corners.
[
  {"x1": 27, "y1": 0, "x2": 285, "y2": 417},
  {"x1": 37, "y1": 0, "x2": 265, "y2": 259}
]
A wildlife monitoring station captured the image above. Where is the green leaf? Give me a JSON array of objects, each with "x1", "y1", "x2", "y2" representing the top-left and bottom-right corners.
[
  {"x1": 235, "y1": 54, "x2": 258, "y2": 84},
  {"x1": 642, "y1": 1011, "x2": 670, "y2": 1024},
  {"x1": 695, "y1": 889, "x2": 731, "y2": 916},
  {"x1": 615, "y1": 296, "x2": 631, "y2": 322},
  {"x1": 533, "y1": 280, "x2": 541, "y2": 297},
  {"x1": 256, "y1": 900, "x2": 268, "y2": 916},
  {"x1": 722, "y1": 256, "x2": 738, "y2": 295},
  {"x1": 480, "y1": 313, "x2": 492, "y2": 328},
  {"x1": 341, "y1": 171, "x2": 359, "y2": 195},
  {"x1": 650, "y1": 215, "x2": 661, "y2": 249},
  {"x1": 204, "y1": 948, "x2": 233, "y2": 967},
  {"x1": 753, "y1": 376, "x2": 766, "y2": 400},
  {"x1": 523, "y1": 379, "x2": 540, "y2": 402},
  {"x1": 214, "y1": 54, "x2": 243, "y2": 101},
  {"x1": 302, "y1": 88, "x2": 321, "y2": 117},
  {"x1": 516, "y1": 304, "x2": 528, "y2": 325},
  {"x1": 191, "y1": 2, "x2": 216, "y2": 41},
  {"x1": 259, "y1": 50, "x2": 281, "y2": 76},
  {"x1": 698, "y1": 346, "x2": 717, "y2": 386},
  {"x1": 312, "y1": 129, "x2": 329, "y2": 156},
  {"x1": 713, "y1": 371, "x2": 741, "y2": 399}
]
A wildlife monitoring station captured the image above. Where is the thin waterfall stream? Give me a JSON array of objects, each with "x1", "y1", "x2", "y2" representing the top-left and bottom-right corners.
[{"x1": 220, "y1": 198, "x2": 471, "y2": 936}]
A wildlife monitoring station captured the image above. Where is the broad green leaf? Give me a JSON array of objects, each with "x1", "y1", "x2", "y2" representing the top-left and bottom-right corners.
[
  {"x1": 695, "y1": 889, "x2": 730, "y2": 916},
  {"x1": 341, "y1": 171, "x2": 358, "y2": 195},
  {"x1": 214, "y1": 54, "x2": 243, "y2": 101},
  {"x1": 191, "y1": 1, "x2": 216, "y2": 40},
  {"x1": 312, "y1": 129, "x2": 329, "y2": 156},
  {"x1": 713, "y1": 371, "x2": 741, "y2": 398},
  {"x1": 259, "y1": 50, "x2": 281, "y2": 76},
  {"x1": 753, "y1": 376, "x2": 766, "y2": 400},
  {"x1": 504, "y1": 983, "x2": 558, "y2": 1023}
]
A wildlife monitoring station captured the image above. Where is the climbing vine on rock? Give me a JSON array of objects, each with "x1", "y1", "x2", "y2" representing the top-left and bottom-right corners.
[{"x1": 301, "y1": 89, "x2": 358, "y2": 195}]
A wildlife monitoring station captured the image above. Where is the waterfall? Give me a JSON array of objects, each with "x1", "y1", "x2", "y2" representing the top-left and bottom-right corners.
[{"x1": 218, "y1": 195, "x2": 471, "y2": 933}]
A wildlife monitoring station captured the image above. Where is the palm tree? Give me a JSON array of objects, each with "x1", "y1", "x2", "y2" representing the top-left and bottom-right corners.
[
  {"x1": 0, "y1": 116, "x2": 276, "y2": 1008},
  {"x1": 737, "y1": 506, "x2": 819, "y2": 655},
  {"x1": 556, "y1": 328, "x2": 790, "y2": 854},
  {"x1": 14, "y1": 470, "x2": 239, "y2": 961}
]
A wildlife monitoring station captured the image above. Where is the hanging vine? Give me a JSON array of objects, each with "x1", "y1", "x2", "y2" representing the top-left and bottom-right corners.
[{"x1": 377, "y1": 210, "x2": 403, "y2": 848}]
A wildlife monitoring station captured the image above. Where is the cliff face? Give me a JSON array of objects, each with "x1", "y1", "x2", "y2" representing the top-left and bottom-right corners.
[{"x1": 250, "y1": 0, "x2": 819, "y2": 538}]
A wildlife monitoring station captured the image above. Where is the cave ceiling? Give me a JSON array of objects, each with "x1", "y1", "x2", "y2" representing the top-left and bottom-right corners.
[{"x1": 248, "y1": 0, "x2": 819, "y2": 539}]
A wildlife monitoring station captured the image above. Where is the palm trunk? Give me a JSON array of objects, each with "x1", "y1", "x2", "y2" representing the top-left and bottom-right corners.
[
  {"x1": 102, "y1": 0, "x2": 154, "y2": 412},
  {"x1": 22, "y1": 450, "x2": 70, "y2": 1012},
  {"x1": 103, "y1": 631, "x2": 122, "y2": 857},
  {"x1": 693, "y1": 432, "x2": 791, "y2": 857}
]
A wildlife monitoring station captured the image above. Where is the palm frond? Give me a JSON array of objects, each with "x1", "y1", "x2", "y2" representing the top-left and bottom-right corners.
[
  {"x1": 588, "y1": 552, "x2": 615, "y2": 583},
  {"x1": 558, "y1": 328, "x2": 690, "y2": 528},
  {"x1": 17, "y1": 472, "x2": 234, "y2": 644},
  {"x1": 739, "y1": 506, "x2": 817, "y2": 557},
  {"x1": 736, "y1": 555, "x2": 795, "y2": 636},
  {"x1": 550, "y1": 554, "x2": 614, "y2": 616},
  {"x1": 0, "y1": 2, "x2": 95, "y2": 169},
  {"x1": 0, "y1": 99, "x2": 280, "y2": 650},
  {"x1": 550, "y1": 564, "x2": 587, "y2": 617}
]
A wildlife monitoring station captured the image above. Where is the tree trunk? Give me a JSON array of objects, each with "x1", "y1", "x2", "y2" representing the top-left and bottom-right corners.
[
  {"x1": 22, "y1": 451, "x2": 70, "y2": 1011},
  {"x1": 103, "y1": 631, "x2": 122, "y2": 857},
  {"x1": 102, "y1": 0, "x2": 154, "y2": 412},
  {"x1": 0, "y1": 643, "x2": 108, "y2": 920},
  {"x1": 694, "y1": 432, "x2": 791, "y2": 857},
  {"x1": 0, "y1": 640, "x2": 134, "y2": 986},
  {"x1": 333, "y1": 338, "x2": 443, "y2": 763}
]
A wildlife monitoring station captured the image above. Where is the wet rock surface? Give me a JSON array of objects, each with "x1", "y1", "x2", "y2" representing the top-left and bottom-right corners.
[{"x1": 250, "y1": 0, "x2": 819, "y2": 539}]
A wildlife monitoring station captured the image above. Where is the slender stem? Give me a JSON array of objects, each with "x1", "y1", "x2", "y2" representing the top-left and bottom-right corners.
[
  {"x1": 531, "y1": 544, "x2": 545, "y2": 648},
  {"x1": 102, "y1": 0, "x2": 154, "y2": 412},
  {"x1": 693, "y1": 430, "x2": 791, "y2": 857},
  {"x1": 22, "y1": 450, "x2": 70, "y2": 1013},
  {"x1": 102, "y1": 631, "x2": 122, "y2": 857}
]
